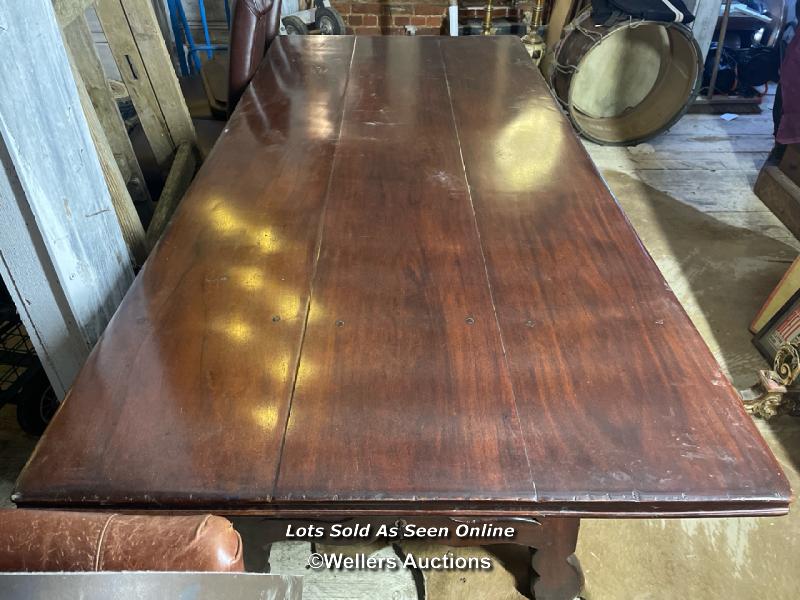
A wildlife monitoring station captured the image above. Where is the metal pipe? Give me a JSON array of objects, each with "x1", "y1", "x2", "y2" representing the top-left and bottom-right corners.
[
  {"x1": 197, "y1": 0, "x2": 214, "y2": 59},
  {"x1": 166, "y1": 0, "x2": 190, "y2": 77},
  {"x1": 175, "y1": 0, "x2": 202, "y2": 73}
]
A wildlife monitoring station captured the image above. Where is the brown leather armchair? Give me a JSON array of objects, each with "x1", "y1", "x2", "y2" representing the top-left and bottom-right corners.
[
  {"x1": 0, "y1": 509, "x2": 243, "y2": 572},
  {"x1": 228, "y1": 0, "x2": 282, "y2": 114}
]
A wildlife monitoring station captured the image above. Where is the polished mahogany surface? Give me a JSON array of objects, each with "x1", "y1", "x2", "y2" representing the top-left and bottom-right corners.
[{"x1": 14, "y1": 36, "x2": 790, "y2": 516}]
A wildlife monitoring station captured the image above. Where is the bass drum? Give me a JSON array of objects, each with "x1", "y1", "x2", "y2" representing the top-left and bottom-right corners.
[{"x1": 550, "y1": 11, "x2": 702, "y2": 145}]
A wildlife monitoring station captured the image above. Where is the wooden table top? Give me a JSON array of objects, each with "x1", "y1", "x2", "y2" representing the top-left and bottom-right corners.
[{"x1": 14, "y1": 36, "x2": 790, "y2": 518}]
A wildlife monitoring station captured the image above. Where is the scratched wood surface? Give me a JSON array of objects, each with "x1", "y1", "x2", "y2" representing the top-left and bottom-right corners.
[
  {"x1": 15, "y1": 36, "x2": 355, "y2": 506},
  {"x1": 14, "y1": 36, "x2": 791, "y2": 517},
  {"x1": 440, "y1": 38, "x2": 790, "y2": 510},
  {"x1": 274, "y1": 37, "x2": 533, "y2": 501}
]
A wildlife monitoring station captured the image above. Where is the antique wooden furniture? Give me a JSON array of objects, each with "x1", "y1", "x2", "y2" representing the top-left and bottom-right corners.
[
  {"x1": 14, "y1": 36, "x2": 791, "y2": 599},
  {"x1": 756, "y1": 144, "x2": 800, "y2": 241}
]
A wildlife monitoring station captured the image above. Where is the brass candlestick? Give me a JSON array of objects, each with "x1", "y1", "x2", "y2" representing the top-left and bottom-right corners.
[
  {"x1": 531, "y1": 0, "x2": 545, "y2": 27},
  {"x1": 522, "y1": 0, "x2": 547, "y2": 65},
  {"x1": 482, "y1": 0, "x2": 494, "y2": 35}
]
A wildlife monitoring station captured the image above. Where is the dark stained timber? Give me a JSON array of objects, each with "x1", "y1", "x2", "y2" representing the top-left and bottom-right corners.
[
  {"x1": 440, "y1": 36, "x2": 791, "y2": 513},
  {"x1": 14, "y1": 36, "x2": 790, "y2": 519},
  {"x1": 274, "y1": 36, "x2": 534, "y2": 502},
  {"x1": 14, "y1": 37, "x2": 356, "y2": 506}
]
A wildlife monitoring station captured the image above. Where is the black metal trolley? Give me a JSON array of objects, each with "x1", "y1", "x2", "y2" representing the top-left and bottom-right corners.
[{"x1": 0, "y1": 283, "x2": 57, "y2": 435}]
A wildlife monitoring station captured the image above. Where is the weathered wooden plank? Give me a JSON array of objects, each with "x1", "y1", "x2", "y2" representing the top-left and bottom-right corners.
[
  {"x1": 118, "y1": 0, "x2": 196, "y2": 148},
  {"x1": 61, "y1": 14, "x2": 151, "y2": 207},
  {"x1": 0, "y1": 141, "x2": 89, "y2": 399},
  {"x1": 634, "y1": 169, "x2": 764, "y2": 213},
  {"x1": 585, "y1": 144, "x2": 769, "y2": 172},
  {"x1": 274, "y1": 37, "x2": 534, "y2": 502},
  {"x1": 95, "y1": 0, "x2": 175, "y2": 167},
  {"x1": 666, "y1": 113, "x2": 776, "y2": 137},
  {"x1": 779, "y1": 144, "x2": 800, "y2": 188},
  {"x1": 149, "y1": 0, "x2": 180, "y2": 72},
  {"x1": 146, "y1": 142, "x2": 197, "y2": 250},
  {"x1": 755, "y1": 165, "x2": 800, "y2": 240},
  {"x1": 443, "y1": 36, "x2": 789, "y2": 511},
  {"x1": 688, "y1": 0, "x2": 722, "y2": 62},
  {"x1": 70, "y1": 52, "x2": 148, "y2": 265},
  {"x1": 703, "y1": 210, "x2": 800, "y2": 242},
  {"x1": 61, "y1": 13, "x2": 150, "y2": 265},
  {"x1": 13, "y1": 36, "x2": 356, "y2": 507},
  {"x1": 52, "y1": 0, "x2": 94, "y2": 26},
  {"x1": 647, "y1": 134, "x2": 776, "y2": 153},
  {"x1": 0, "y1": 0, "x2": 135, "y2": 396}
]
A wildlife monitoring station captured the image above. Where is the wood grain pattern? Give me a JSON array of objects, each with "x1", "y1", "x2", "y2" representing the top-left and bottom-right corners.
[
  {"x1": 61, "y1": 14, "x2": 151, "y2": 207},
  {"x1": 274, "y1": 37, "x2": 533, "y2": 502},
  {"x1": 14, "y1": 36, "x2": 790, "y2": 517},
  {"x1": 441, "y1": 36, "x2": 790, "y2": 511},
  {"x1": 146, "y1": 142, "x2": 197, "y2": 251},
  {"x1": 14, "y1": 36, "x2": 355, "y2": 507},
  {"x1": 0, "y1": 0, "x2": 134, "y2": 399},
  {"x1": 94, "y1": 0, "x2": 175, "y2": 167},
  {"x1": 67, "y1": 41, "x2": 148, "y2": 266}
]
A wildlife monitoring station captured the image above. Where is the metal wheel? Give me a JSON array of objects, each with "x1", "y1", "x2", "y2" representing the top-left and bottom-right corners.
[
  {"x1": 314, "y1": 7, "x2": 346, "y2": 35},
  {"x1": 282, "y1": 15, "x2": 309, "y2": 35}
]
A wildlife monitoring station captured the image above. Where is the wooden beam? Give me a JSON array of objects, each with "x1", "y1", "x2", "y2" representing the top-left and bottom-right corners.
[
  {"x1": 52, "y1": 0, "x2": 94, "y2": 26},
  {"x1": 0, "y1": 141, "x2": 88, "y2": 399},
  {"x1": 0, "y1": 0, "x2": 135, "y2": 396},
  {"x1": 119, "y1": 0, "x2": 195, "y2": 147},
  {"x1": 150, "y1": 0, "x2": 180, "y2": 73},
  {"x1": 755, "y1": 165, "x2": 800, "y2": 241},
  {"x1": 689, "y1": 0, "x2": 722, "y2": 63},
  {"x1": 145, "y1": 142, "x2": 197, "y2": 250},
  {"x1": 70, "y1": 52, "x2": 149, "y2": 265},
  {"x1": 61, "y1": 15, "x2": 152, "y2": 207},
  {"x1": 95, "y1": 0, "x2": 175, "y2": 167},
  {"x1": 95, "y1": 0, "x2": 195, "y2": 169},
  {"x1": 779, "y1": 145, "x2": 800, "y2": 188}
]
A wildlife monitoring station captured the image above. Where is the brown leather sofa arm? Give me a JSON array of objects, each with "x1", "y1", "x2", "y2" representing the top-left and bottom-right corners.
[
  {"x1": 228, "y1": 0, "x2": 281, "y2": 114},
  {"x1": 0, "y1": 510, "x2": 243, "y2": 572}
]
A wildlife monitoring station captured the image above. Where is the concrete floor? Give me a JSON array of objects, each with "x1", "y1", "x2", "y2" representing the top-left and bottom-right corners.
[
  {"x1": 1, "y1": 100, "x2": 798, "y2": 598},
  {"x1": 575, "y1": 106, "x2": 800, "y2": 599}
]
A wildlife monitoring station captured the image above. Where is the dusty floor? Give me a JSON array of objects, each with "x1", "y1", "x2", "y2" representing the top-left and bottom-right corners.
[
  {"x1": 575, "y1": 103, "x2": 800, "y2": 599},
  {"x1": 1, "y1": 98, "x2": 799, "y2": 598}
]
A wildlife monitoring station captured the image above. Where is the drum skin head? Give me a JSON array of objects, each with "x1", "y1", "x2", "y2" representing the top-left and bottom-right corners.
[
  {"x1": 571, "y1": 25, "x2": 668, "y2": 119},
  {"x1": 553, "y1": 17, "x2": 702, "y2": 146}
]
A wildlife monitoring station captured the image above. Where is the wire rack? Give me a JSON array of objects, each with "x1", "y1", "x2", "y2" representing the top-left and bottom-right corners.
[{"x1": 0, "y1": 319, "x2": 37, "y2": 398}]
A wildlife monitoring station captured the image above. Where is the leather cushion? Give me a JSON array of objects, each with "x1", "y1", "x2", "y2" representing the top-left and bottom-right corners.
[{"x1": 0, "y1": 509, "x2": 243, "y2": 572}]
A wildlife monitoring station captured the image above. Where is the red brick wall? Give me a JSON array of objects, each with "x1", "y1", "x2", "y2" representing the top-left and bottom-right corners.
[
  {"x1": 330, "y1": 1, "x2": 449, "y2": 35},
  {"x1": 329, "y1": 2, "x2": 525, "y2": 36}
]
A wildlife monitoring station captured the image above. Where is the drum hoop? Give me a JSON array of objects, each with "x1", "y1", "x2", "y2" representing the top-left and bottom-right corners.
[
  {"x1": 563, "y1": 17, "x2": 693, "y2": 88},
  {"x1": 552, "y1": 15, "x2": 702, "y2": 145}
]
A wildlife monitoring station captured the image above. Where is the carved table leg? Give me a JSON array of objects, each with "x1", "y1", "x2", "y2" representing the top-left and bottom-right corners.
[
  {"x1": 530, "y1": 518, "x2": 582, "y2": 600},
  {"x1": 231, "y1": 514, "x2": 583, "y2": 599}
]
